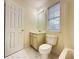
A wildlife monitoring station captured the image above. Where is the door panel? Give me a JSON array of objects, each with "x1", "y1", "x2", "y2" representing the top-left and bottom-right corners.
[
  {"x1": 5, "y1": 1, "x2": 24, "y2": 57},
  {"x1": 10, "y1": 32, "x2": 15, "y2": 48}
]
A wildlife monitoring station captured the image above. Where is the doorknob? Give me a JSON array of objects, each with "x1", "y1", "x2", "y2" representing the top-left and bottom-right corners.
[{"x1": 21, "y1": 29, "x2": 24, "y2": 32}]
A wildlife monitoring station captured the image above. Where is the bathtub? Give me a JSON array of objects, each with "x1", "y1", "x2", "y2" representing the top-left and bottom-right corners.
[{"x1": 58, "y1": 48, "x2": 74, "y2": 59}]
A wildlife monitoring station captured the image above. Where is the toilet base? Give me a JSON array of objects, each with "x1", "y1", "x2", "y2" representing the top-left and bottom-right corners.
[{"x1": 40, "y1": 54, "x2": 49, "y2": 59}]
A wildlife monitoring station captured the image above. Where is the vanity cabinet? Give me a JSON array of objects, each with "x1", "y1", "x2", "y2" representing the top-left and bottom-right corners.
[{"x1": 29, "y1": 32, "x2": 46, "y2": 50}]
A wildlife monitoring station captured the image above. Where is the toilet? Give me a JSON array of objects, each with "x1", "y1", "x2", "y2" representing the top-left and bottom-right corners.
[{"x1": 39, "y1": 35, "x2": 57, "y2": 59}]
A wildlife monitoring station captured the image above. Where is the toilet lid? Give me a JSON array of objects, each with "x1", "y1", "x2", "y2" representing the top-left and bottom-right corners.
[{"x1": 39, "y1": 44, "x2": 52, "y2": 49}]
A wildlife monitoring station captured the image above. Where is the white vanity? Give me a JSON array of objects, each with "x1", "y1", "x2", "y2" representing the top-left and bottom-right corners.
[{"x1": 29, "y1": 32, "x2": 46, "y2": 50}]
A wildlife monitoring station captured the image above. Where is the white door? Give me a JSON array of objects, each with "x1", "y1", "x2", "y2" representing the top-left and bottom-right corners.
[{"x1": 5, "y1": 1, "x2": 24, "y2": 57}]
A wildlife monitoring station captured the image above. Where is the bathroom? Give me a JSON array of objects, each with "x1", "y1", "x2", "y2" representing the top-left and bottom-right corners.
[{"x1": 4, "y1": 0, "x2": 74, "y2": 59}]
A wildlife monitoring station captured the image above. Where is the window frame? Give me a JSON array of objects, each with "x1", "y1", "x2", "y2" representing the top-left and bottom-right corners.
[{"x1": 47, "y1": 2, "x2": 61, "y2": 33}]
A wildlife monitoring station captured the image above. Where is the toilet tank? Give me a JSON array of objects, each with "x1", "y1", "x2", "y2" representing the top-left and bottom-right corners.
[{"x1": 46, "y1": 35, "x2": 57, "y2": 45}]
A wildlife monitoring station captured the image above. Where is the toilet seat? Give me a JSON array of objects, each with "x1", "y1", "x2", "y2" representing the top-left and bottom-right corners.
[
  {"x1": 39, "y1": 44, "x2": 52, "y2": 54},
  {"x1": 39, "y1": 44, "x2": 52, "y2": 50}
]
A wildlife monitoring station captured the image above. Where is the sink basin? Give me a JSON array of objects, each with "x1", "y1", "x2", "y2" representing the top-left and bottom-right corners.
[{"x1": 30, "y1": 31, "x2": 46, "y2": 34}]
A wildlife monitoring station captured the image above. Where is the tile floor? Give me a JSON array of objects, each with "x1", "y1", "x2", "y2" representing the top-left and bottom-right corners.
[
  {"x1": 49, "y1": 52, "x2": 59, "y2": 59},
  {"x1": 5, "y1": 47, "x2": 58, "y2": 59}
]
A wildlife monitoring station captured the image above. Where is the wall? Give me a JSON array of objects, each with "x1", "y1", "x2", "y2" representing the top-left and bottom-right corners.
[
  {"x1": 61, "y1": 0, "x2": 74, "y2": 49},
  {"x1": 23, "y1": 7, "x2": 37, "y2": 47}
]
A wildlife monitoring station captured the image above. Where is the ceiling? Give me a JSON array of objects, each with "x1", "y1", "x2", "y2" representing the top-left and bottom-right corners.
[
  {"x1": 15, "y1": 0, "x2": 58, "y2": 10},
  {"x1": 24, "y1": 0, "x2": 52, "y2": 9}
]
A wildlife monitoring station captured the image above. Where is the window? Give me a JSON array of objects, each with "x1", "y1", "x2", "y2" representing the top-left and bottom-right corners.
[{"x1": 48, "y1": 3, "x2": 60, "y2": 32}]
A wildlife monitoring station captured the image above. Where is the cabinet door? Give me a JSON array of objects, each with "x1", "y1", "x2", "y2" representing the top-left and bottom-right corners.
[
  {"x1": 30, "y1": 34, "x2": 38, "y2": 50},
  {"x1": 38, "y1": 34, "x2": 45, "y2": 47},
  {"x1": 32, "y1": 36, "x2": 38, "y2": 49}
]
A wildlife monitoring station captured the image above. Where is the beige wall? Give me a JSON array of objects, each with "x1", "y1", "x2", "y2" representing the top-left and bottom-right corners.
[
  {"x1": 61, "y1": 0, "x2": 74, "y2": 49},
  {"x1": 24, "y1": 7, "x2": 37, "y2": 47}
]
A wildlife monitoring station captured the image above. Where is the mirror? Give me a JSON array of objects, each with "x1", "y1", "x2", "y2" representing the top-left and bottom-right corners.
[{"x1": 37, "y1": 9, "x2": 46, "y2": 32}]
